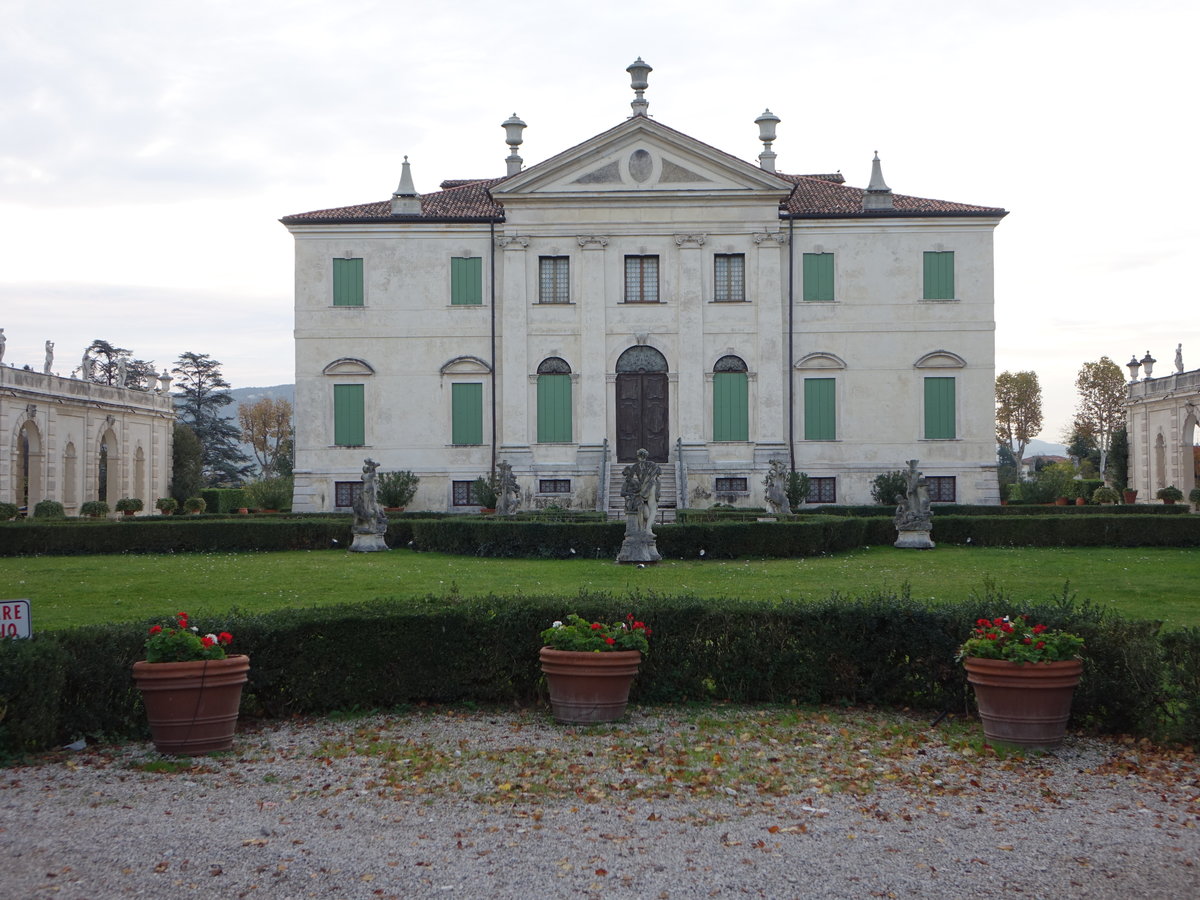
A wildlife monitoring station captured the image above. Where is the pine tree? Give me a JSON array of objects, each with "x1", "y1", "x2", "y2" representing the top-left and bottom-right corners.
[{"x1": 171, "y1": 352, "x2": 252, "y2": 485}]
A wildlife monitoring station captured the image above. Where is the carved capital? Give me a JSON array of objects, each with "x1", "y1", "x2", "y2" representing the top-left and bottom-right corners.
[
  {"x1": 673, "y1": 233, "x2": 706, "y2": 248},
  {"x1": 752, "y1": 231, "x2": 789, "y2": 245},
  {"x1": 576, "y1": 235, "x2": 610, "y2": 249},
  {"x1": 25, "y1": 403, "x2": 37, "y2": 419},
  {"x1": 494, "y1": 236, "x2": 529, "y2": 250}
]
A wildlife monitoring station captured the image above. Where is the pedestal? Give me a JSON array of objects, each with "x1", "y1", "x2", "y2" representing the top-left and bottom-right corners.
[{"x1": 894, "y1": 530, "x2": 935, "y2": 549}]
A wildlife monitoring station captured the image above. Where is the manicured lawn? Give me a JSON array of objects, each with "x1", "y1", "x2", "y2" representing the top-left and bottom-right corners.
[{"x1": 4, "y1": 545, "x2": 1198, "y2": 631}]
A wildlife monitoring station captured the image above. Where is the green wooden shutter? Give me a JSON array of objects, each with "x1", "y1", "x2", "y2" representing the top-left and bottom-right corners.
[
  {"x1": 451, "y1": 257, "x2": 483, "y2": 306},
  {"x1": 451, "y1": 383, "x2": 484, "y2": 445},
  {"x1": 536, "y1": 374, "x2": 572, "y2": 442},
  {"x1": 803, "y1": 378, "x2": 836, "y2": 440},
  {"x1": 924, "y1": 377, "x2": 956, "y2": 439},
  {"x1": 802, "y1": 253, "x2": 834, "y2": 301},
  {"x1": 332, "y1": 258, "x2": 363, "y2": 306},
  {"x1": 712, "y1": 372, "x2": 749, "y2": 441},
  {"x1": 333, "y1": 384, "x2": 365, "y2": 446},
  {"x1": 923, "y1": 251, "x2": 955, "y2": 300}
]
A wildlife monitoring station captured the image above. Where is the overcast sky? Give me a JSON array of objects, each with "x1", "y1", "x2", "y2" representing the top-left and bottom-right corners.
[{"x1": 2, "y1": 0, "x2": 1195, "y2": 444}]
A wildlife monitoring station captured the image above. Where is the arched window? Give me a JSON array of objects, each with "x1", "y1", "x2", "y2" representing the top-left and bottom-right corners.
[
  {"x1": 536, "y1": 357, "x2": 572, "y2": 443},
  {"x1": 713, "y1": 355, "x2": 748, "y2": 441}
]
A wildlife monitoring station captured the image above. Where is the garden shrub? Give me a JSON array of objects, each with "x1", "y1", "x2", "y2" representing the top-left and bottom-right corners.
[
  {"x1": 80, "y1": 500, "x2": 110, "y2": 518},
  {"x1": 870, "y1": 470, "x2": 908, "y2": 506},
  {"x1": 3, "y1": 590, "x2": 1196, "y2": 756},
  {"x1": 0, "y1": 502, "x2": 18, "y2": 521},
  {"x1": 244, "y1": 477, "x2": 293, "y2": 511},
  {"x1": 33, "y1": 500, "x2": 65, "y2": 519},
  {"x1": 200, "y1": 488, "x2": 251, "y2": 514}
]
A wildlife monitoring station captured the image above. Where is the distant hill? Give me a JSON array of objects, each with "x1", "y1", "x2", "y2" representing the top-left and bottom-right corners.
[
  {"x1": 173, "y1": 385, "x2": 295, "y2": 477},
  {"x1": 1024, "y1": 438, "x2": 1068, "y2": 459}
]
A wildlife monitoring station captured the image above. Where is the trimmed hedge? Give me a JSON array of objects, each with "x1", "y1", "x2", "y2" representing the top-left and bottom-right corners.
[
  {"x1": 932, "y1": 515, "x2": 1200, "y2": 548},
  {"x1": 1, "y1": 590, "x2": 1195, "y2": 756},
  {"x1": 795, "y1": 503, "x2": 1187, "y2": 516},
  {"x1": 200, "y1": 488, "x2": 252, "y2": 514}
]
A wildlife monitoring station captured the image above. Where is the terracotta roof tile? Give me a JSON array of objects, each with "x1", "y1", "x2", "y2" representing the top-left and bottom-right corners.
[
  {"x1": 777, "y1": 173, "x2": 1005, "y2": 218},
  {"x1": 281, "y1": 178, "x2": 505, "y2": 224}
]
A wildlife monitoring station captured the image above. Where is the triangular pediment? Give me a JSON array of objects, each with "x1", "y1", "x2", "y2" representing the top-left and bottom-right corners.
[{"x1": 493, "y1": 117, "x2": 792, "y2": 198}]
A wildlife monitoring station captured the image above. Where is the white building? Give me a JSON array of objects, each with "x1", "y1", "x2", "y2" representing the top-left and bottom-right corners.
[
  {"x1": 284, "y1": 61, "x2": 1006, "y2": 515},
  {"x1": 1, "y1": 365, "x2": 174, "y2": 514},
  {"x1": 1125, "y1": 349, "x2": 1199, "y2": 501}
]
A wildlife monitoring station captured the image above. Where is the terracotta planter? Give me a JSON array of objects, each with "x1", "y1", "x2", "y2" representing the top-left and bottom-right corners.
[
  {"x1": 539, "y1": 648, "x2": 641, "y2": 724},
  {"x1": 132, "y1": 655, "x2": 250, "y2": 755},
  {"x1": 1123, "y1": 490, "x2": 1138, "y2": 504},
  {"x1": 384, "y1": 507, "x2": 404, "y2": 513},
  {"x1": 963, "y1": 657, "x2": 1082, "y2": 749},
  {"x1": 122, "y1": 509, "x2": 136, "y2": 516},
  {"x1": 1075, "y1": 497, "x2": 1086, "y2": 506},
  {"x1": 1054, "y1": 497, "x2": 1068, "y2": 506},
  {"x1": 236, "y1": 507, "x2": 249, "y2": 515}
]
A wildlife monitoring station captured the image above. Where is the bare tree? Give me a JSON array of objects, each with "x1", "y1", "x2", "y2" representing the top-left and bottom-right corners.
[
  {"x1": 239, "y1": 397, "x2": 294, "y2": 478},
  {"x1": 995, "y1": 370, "x2": 1043, "y2": 463},
  {"x1": 1073, "y1": 356, "x2": 1127, "y2": 478}
]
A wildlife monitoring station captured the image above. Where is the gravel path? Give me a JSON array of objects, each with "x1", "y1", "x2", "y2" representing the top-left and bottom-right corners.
[{"x1": 2, "y1": 706, "x2": 1197, "y2": 899}]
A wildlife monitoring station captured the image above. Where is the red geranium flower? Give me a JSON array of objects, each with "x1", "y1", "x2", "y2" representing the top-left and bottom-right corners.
[
  {"x1": 200, "y1": 635, "x2": 216, "y2": 648},
  {"x1": 218, "y1": 632, "x2": 233, "y2": 645},
  {"x1": 605, "y1": 637, "x2": 616, "y2": 645},
  {"x1": 148, "y1": 625, "x2": 162, "y2": 635},
  {"x1": 591, "y1": 622, "x2": 602, "y2": 630}
]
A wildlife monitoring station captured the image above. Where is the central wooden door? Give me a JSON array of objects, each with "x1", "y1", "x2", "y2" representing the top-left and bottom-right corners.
[{"x1": 616, "y1": 372, "x2": 669, "y2": 462}]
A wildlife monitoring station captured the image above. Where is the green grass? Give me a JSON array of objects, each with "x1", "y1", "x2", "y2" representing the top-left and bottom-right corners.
[{"x1": 4, "y1": 545, "x2": 1198, "y2": 631}]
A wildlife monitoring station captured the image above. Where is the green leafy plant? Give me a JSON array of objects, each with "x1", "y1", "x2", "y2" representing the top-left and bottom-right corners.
[
  {"x1": 182, "y1": 496, "x2": 207, "y2": 514},
  {"x1": 378, "y1": 470, "x2": 420, "y2": 508},
  {"x1": 115, "y1": 497, "x2": 144, "y2": 513},
  {"x1": 1190, "y1": 487, "x2": 1200, "y2": 511},
  {"x1": 0, "y1": 502, "x2": 18, "y2": 520},
  {"x1": 80, "y1": 500, "x2": 110, "y2": 518},
  {"x1": 1157, "y1": 485, "x2": 1184, "y2": 503},
  {"x1": 958, "y1": 615, "x2": 1084, "y2": 664},
  {"x1": 471, "y1": 475, "x2": 498, "y2": 509},
  {"x1": 155, "y1": 497, "x2": 178, "y2": 514},
  {"x1": 33, "y1": 500, "x2": 65, "y2": 519},
  {"x1": 870, "y1": 470, "x2": 908, "y2": 506},
  {"x1": 143, "y1": 611, "x2": 234, "y2": 663},
  {"x1": 245, "y1": 476, "x2": 293, "y2": 511},
  {"x1": 540, "y1": 613, "x2": 651, "y2": 653},
  {"x1": 1091, "y1": 486, "x2": 1120, "y2": 505},
  {"x1": 785, "y1": 471, "x2": 810, "y2": 509}
]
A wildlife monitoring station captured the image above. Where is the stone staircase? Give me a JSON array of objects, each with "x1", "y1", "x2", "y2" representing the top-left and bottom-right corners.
[{"x1": 607, "y1": 461, "x2": 677, "y2": 524}]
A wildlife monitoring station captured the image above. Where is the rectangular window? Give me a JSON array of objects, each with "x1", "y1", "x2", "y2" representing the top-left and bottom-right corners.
[
  {"x1": 332, "y1": 258, "x2": 364, "y2": 307},
  {"x1": 803, "y1": 378, "x2": 836, "y2": 441},
  {"x1": 539, "y1": 479, "x2": 571, "y2": 494},
  {"x1": 714, "y1": 477, "x2": 748, "y2": 493},
  {"x1": 536, "y1": 374, "x2": 572, "y2": 443},
  {"x1": 451, "y1": 256, "x2": 483, "y2": 306},
  {"x1": 624, "y1": 255, "x2": 659, "y2": 303},
  {"x1": 452, "y1": 480, "x2": 477, "y2": 506},
  {"x1": 924, "y1": 377, "x2": 956, "y2": 439},
  {"x1": 538, "y1": 256, "x2": 570, "y2": 303},
  {"x1": 927, "y1": 476, "x2": 956, "y2": 503},
  {"x1": 333, "y1": 384, "x2": 365, "y2": 446},
  {"x1": 451, "y1": 382, "x2": 484, "y2": 445},
  {"x1": 713, "y1": 254, "x2": 745, "y2": 302},
  {"x1": 334, "y1": 482, "x2": 363, "y2": 508},
  {"x1": 810, "y1": 477, "x2": 837, "y2": 503},
  {"x1": 923, "y1": 251, "x2": 955, "y2": 300},
  {"x1": 802, "y1": 253, "x2": 834, "y2": 301},
  {"x1": 712, "y1": 372, "x2": 749, "y2": 441}
]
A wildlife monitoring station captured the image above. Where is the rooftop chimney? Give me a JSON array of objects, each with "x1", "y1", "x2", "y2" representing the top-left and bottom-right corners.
[
  {"x1": 862, "y1": 151, "x2": 894, "y2": 210},
  {"x1": 391, "y1": 156, "x2": 421, "y2": 215}
]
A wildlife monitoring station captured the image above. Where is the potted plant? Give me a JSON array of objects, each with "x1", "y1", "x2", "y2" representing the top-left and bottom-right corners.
[
  {"x1": 471, "y1": 475, "x2": 498, "y2": 513},
  {"x1": 155, "y1": 497, "x2": 178, "y2": 515},
  {"x1": 183, "y1": 496, "x2": 207, "y2": 515},
  {"x1": 1091, "y1": 485, "x2": 1119, "y2": 506},
  {"x1": 378, "y1": 470, "x2": 420, "y2": 511},
  {"x1": 80, "y1": 500, "x2": 110, "y2": 519},
  {"x1": 1156, "y1": 485, "x2": 1184, "y2": 505},
  {"x1": 0, "y1": 502, "x2": 18, "y2": 521},
  {"x1": 1122, "y1": 488, "x2": 1138, "y2": 504},
  {"x1": 959, "y1": 615, "x2": 1085, "y2": 749},
  {"x1": 539, "y1": 614, "x2": 651, "y2": 724},
  {"x1": 1190, "y1": 487, "x2": 1200, "y2": 512},
  {"x1": 115, "y1": 497, "x2": 144, "y2": 516},
  {"x1": 131, "y1": 611, "x2": 249, "y2": 755}
]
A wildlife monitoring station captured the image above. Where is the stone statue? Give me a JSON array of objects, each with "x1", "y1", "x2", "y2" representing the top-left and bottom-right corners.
[
  {"x1": 43, "y1": 340, "x2": 54, "y2": 375},
  {"x1": 116, "y1": 357, "x2": 127, "y2": 387},
  {"x1": 893, "y1": 459, "x2": 935, "y2": 549},
  {"x1": 1176, "y1": 343, "x2": 1184, "y2": 374},
  {"x1": 350, "y1": 457, "x2": 389, "y2": 552},
  {"x1": 495, "y1": 459, "x2": 520, "y2": 516},
  {"x1": 81, "y1": 349, "x2": 94, "y2": 381},
  {"x1": 763, "y1": 459, "x2": 791, "y2": 516},
  {"x1": 617, "y1": 448, "x2": 662, "y2": 563},
  {"x1": 0, "y1": 328, "x2": 6, "y2": 364}
]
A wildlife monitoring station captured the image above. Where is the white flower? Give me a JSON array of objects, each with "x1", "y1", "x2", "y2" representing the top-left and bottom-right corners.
[
  {"x1": 552, "y1": 621, "x2": 563, "y2": 628},
  {"x1": 205, "y1": 633, "x2": 218, "y2": 643},
  {"x1": 190, "y1": 626, "x2": 199, "y2": 632}
]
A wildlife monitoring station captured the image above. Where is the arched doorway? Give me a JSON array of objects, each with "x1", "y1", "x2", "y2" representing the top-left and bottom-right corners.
[
  {"x1": 15, "y1": 420, "x2": 44, "y2": 507},
  {"x1": 615, "y1": 346, "x2": 668, "y2": 462}
]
